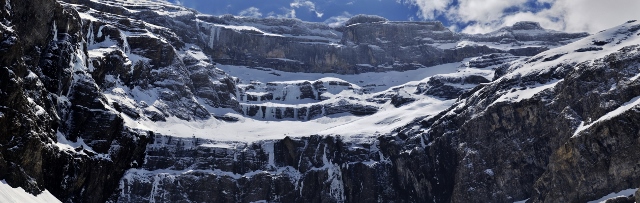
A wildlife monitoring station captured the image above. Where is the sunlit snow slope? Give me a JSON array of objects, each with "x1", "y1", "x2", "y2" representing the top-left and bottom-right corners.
[{"x1": 0, "y1": 181, "x2": 61, "y2": 203}]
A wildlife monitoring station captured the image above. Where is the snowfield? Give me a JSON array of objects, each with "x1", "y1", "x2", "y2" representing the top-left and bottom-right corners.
[
  {"x1": 587, "y1": 188, "x2": 638, "y2": 203},
  {"x1": 129, "y1": 95, "x2": 455, "y2": 143},
  {"x1": 0, "y1": 181, "x2": 61, "y2": 203},
  {"x1": 119, "y1": 61, "x2": 467, "y2": 143}
]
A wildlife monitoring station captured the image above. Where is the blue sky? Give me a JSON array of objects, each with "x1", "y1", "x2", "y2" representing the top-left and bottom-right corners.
[
  {"x1": 171, "y1": 0, "x2": 425, "y2": 21},
  {"x1": 170, "y1": 0, "x2": 640, "y2": 34}
]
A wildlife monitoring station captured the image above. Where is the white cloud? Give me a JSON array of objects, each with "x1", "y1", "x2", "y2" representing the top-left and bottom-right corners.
[
  {"x1": 403, "y1": 0, "x2": 640, "y2": 34},
  {"x1": 290, "y1": 0, "x2": 324, "y2": 18},
  {"x1": 400, "y1": 0, "x2": 452, "y2": 19},
  {"x1": 543, "y1": 0, "x2": 640, "y2": 33},
  {"x1": 463, "y1": 0, "x2": 640, "y2": 33},
  {"x1": 276, "y1": 7, "x2": 297, "y2": 18},
  {"x1": 290, "y1": 0, "x2": 315, "y2": 9},
  {"x1": 447, "y1": 24, "x2": 459, "y2": 33},
  {"x1": 324, "y1": 12, "x2": 353, "y2": 27},
  {"x1": 447, "y1": 0, "x2": 528, "y2": 22},
  {"x1": 238, "y1": 7, "x2": 263, "y2": 18}
]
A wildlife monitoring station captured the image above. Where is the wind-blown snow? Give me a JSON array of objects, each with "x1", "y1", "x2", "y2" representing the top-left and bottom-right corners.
[
  {"x1": 124, "y1": 167, "x2": 301, "y2": 182},
  {"x1": 52, "y1": 131, "x2": 110, "y2": 159},
  {"x1": 491, "y1": 79, "x2": 563, "y2": 106},
  {"x1": 27, "y1": 97, "x2": 46, "y2": 116},
  {"x1": 208, "y1": 23, "x2": 283, "y2": 37},
  {"x1": 587, "y1": 188, "x2": 637, "y2": 203},
  {"x1": 77, "y1": 12, "x2": 98, "y2": 22},
  {"x1": 454, "y1": 40, "x2": 554, "y2": 51},
  {"x1": 218, "y1": 61, "x2": 462, "y2": 93},
  {"x1": 504, "y1": 21, "x2": 640, "y2": 80},
  {"x1": 573, "y1": 95, "x2": 640, "y2": 137},
  {"x1": 125, "y1": 93, "x2": 453, "y2": 143},
  {"x1": 0, "y1": 180, "x2": 61, "y2": 203},
  {"x1": 489, "y1": 21, "x2": 640, "y2": 130}
]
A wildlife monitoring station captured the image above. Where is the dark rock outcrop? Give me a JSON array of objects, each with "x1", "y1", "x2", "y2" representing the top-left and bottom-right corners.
[
  {"x1": 0, "y1": 0, "x2": 150, "y2": 203},
  {"x1": 112, "y1": 135, "x2": 454, "y2": 203}
]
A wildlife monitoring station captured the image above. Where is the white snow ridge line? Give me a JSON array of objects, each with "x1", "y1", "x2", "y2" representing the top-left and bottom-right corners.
[
  {"x1": 0, "y1": 180, "x2": 62, "y2": 203},
  {"x1": 573, "y1": 95, "x2": 640, "y2": 137}
]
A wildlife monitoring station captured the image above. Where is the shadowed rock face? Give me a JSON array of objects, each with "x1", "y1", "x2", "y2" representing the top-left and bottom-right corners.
[
  {"x1": 2, "y1": 0, "x2": 640, "y2": 202},
  {"x1": 0, "y1": 0, "x2": 150, "y2": 202},
  {"x1": 112, "y1": 135, "x2": 457, "y2": 203},
  {"x1": 395, "y1": 32, "x2": 640, "y2": 201},
  {"x1": 196, "y1": 18, "x2": 586, "y2": 74}
]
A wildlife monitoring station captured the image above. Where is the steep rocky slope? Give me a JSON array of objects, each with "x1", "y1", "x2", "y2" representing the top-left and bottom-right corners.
[
  {"x1": 396, "y1": 20, "x2": 640, "y2": 202},
  {"x1": 1, "y1": 0, "x2": 639, "y2": 202},
  {"x1": 0, "y1": 0, "x2": 149, "y2": 202}
]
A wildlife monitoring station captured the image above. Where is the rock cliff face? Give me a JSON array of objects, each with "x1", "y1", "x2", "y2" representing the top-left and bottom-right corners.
[
  {"x1": 0, "y1": 0, "x2": 149, "y2": 202},
  {"x1": 395, "y1": 21, "x2": 640, "y2": 202},
  {"x1": 114, "y1": 135, "x2": 397, "y2": 202},
  {"x1": 1, "y1": 0, "x2": 640, "y2": 202},
  {"x1": 198, "y1": 15, "x2": 586, "y2": 74}
]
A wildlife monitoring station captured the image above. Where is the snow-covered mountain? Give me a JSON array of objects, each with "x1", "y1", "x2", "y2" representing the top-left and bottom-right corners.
[{"x1": 1, "y1": 0, "x2": 639, "y2": 202}]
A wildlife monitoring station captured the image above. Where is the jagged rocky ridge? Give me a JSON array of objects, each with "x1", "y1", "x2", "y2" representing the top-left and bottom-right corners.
[{"x1": 1, "y1": 0, "x2": 640, "y2": 202}]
